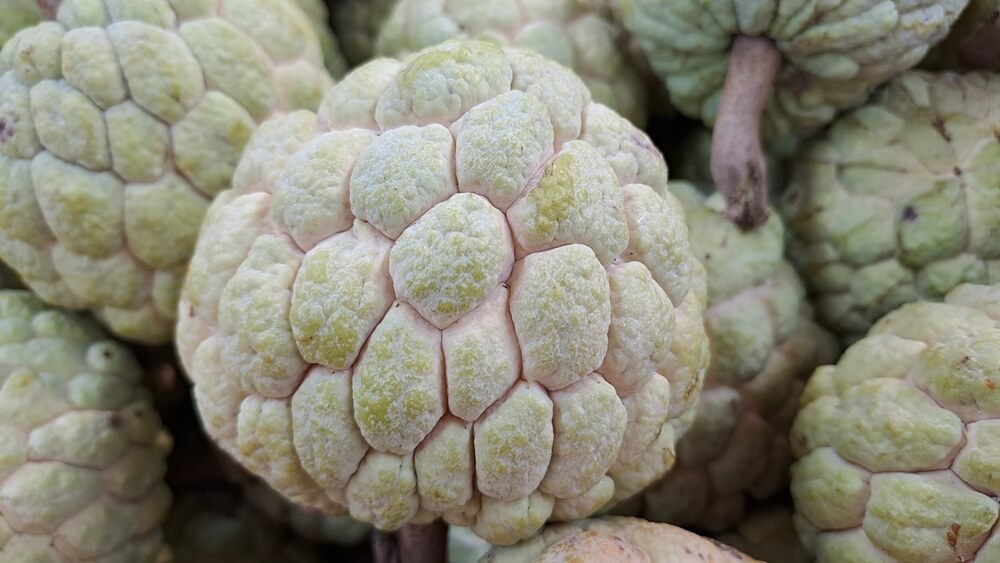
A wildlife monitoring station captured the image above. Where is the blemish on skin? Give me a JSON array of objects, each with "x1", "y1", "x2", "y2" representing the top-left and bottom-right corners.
[
  {"x1": 902, "y1": 206, "x2": 918, "y2": 222},
  {"x1": 947, "y1": 522, "x2": 961, "y2": 548},
  {"x1": 932, "y1": 118, "x2": 952, "y2": 142},
  {"x1": 953, "y1": 167, "x2": 963, "y2": 176},
  {"x1": 986, "y1": 378, "x2": 995, "y2": 392},
  {"x1": 109, "y1": 413, "x2": 124, "y2": 429}
]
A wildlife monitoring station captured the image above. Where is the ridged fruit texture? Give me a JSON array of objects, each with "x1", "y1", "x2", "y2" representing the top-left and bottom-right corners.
[
  {"x1": 782, "y1": 71, "x2": 1000, "y2": 343},
  {"x1": 790, "y1": 284, "x2": 1000, "y2": 561},
  {"x1": 0, "y1": 0, "x2": 334, "y2": 344},
  {"x1": 631, "y1": 183, "x2": 838, "y2": 531},
  {"x1": 177, "y1": 39, "x2": 708, "y2": 545},
  {"x1": 620, "y1": 0, "x2": 967, "y2": 136},
  {"x1": 376, "y1": 0, "x2": 649, "y2": 126},
  {"x1": 0, "y1": 291, "x2": 172, "y2": 561}
]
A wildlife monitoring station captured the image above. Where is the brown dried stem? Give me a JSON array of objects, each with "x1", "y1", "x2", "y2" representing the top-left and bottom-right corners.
[
  {"x1": 374, "y1": 521, "x2": 448, "y2": 563},
  {"x1": 710, "y1": 36, "x2": 783, "y2": 228},
  {"x1": 958, "y1": 11, "x2": 1000, "y2": 70}
]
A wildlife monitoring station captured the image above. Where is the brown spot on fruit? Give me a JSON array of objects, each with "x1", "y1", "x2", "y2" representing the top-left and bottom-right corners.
[
  {"x1": 902, "y1": 206, "x2": 918, "y2": 222},
  {"x1": 932, "y1": 118, "x2": 952, "y2": 142},
  {"x1": 986, "y1": 378, "x2": 996, "y2": 392},
  {"x1": 108, "y1": 413, "x2": 124, "y2": 429},
  {"x1": 947, "y1": 523, "x2": 960, "y2": 548}
]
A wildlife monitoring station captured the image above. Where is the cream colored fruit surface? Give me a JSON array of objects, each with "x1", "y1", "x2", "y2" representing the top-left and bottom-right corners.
[
  {"x1": 0, "y1": 291, "x2": 173, "y2": 562},
  {"x1": 375, "y1": 0, "x2": 649, "y2": 125},
  {"x1": 627, "y1": 183, "x2": 838, "y2": 531},
  {"x1": 0, "y1": 0, "x2": 42, "y2": 48},
  {"x1": 177, "y1": 39, "x2": 708, "y2": 546},
  {"x1": 790, "y1": 284, "x2": 1000, "y2": 562},
  {"x1": 620, "y1": 0, "x2": 967, "y2": 136},
  {"x1": 782, "y1": 71, "x2": 1000, "y2": 343},
  {"x1": 331, "y1": 0, "x2": 396, "y2": 66},
  {"x1": 0, "y1": 0, "x2": 334, "y2": 344},
  {"x1": 482, "y1": 516, "x2": 759, "y2": 562}
]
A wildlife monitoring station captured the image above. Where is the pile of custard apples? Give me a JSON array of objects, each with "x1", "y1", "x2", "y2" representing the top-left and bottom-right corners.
[{"x1": 0, "y1": 0, "x2": 997, "y2": 562}]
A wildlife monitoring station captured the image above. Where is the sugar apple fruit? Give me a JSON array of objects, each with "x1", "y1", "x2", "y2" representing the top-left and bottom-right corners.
[
  {"x1": 0, "y1": 0, "x2": 42, "y2": 48},
  {"x1": 790, "y1": 283, "x2": 1000, "y2": 562},
  {"x1": 0, "y1": 0, "x2": 335, "y2": 344},
  {"x1": 619, "y1": 0, "x2": 967, "y2": 226},
  {"x1": 292, "y1": 0, "x2": 348, "y2": 77},
  {"x1": 177, "y1": 39, "x2": 708, "y2": 545},
  {"x1": 375, "y1": 0, "x2": 650, "y2": 126},
  {"x1": 782, "y1": 71, "x2": 1000, "y2": 343},
  {"x1": 923, "y1": 0, "x2": 1000, "y2": 71},
  {"x1": 716, "y1": 506, "x2": 810, "y2": 563},
  {"x1": 0, "y1": 291, "x2": 173, "y2": 562},
  {"x1": 331, "y1": 0, "x2": 396, "y2": 66},
  {"x1": 481, "y1": 516, "x2": 759, "y2": 562},
  {"x1": 622, "y1": 182, "x2": 838, "y2": 531}
]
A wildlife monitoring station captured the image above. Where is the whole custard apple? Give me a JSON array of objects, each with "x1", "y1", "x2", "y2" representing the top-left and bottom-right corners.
[
  {"x1": 0, "y1": 0, "x2": 335, "y2": 344},
  {"x1": 0, "y1": 0, "x2": 42, "y2": 48},
  {"x1": 481, "y1": 516, "x2": 759, "y2": 562},
  {"x1": 0, "y1": 291, "x2": 173, "y2": 561},
  {"x1": 177, "y1": 39, "x2": 709, "y2": 545},
  {"x1": 781, "y1": 71, "x2": 1000, "y2": 343},
  {"x1": 375, "y1": 0, "x2": 650, "y2": 126},
  {"x1": 619, "y1": 0, "x2": 967, "y2": 226},
  {"x1": 626, "y1": 183, "x2": 838, "y2": 531},
  {"x1": 790, "y1": 284, "x2": 1000, "y2": 562}
]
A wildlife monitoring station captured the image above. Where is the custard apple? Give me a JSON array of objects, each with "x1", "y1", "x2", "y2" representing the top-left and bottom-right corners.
[
  {"x1": 923, "y1": 0, "x2": 1000, "y2": 71},
  {"x1": 0, "y1": 0, "x2": 42, "y2": 48},
  {"x1": 0, "y1": 291, "x2": 173, "y2": 561},
  {"x1": 716, "y1": 506, "x2": 810, "y2": 563},
  {"x1": 292, "y1": 0, "x2": 349, "y2": 76},
  {"x1": 623, "y1": 182, "x2": 838, "y2": 531},
  {"x1": 375, "y1": 0, "x2": 650, "y2": 125},
  {"x1": 177, "y1": 39, "x2": 708, "y2": 545},
  {"x1": 0, "y1": 0, "x2": 335, "y2": 344},
  {"x1": 782, "y1": 71, "x2": 1000, "y2": 343},
  {"x1": 481, "y1": 516, "x2": 759, "y2": 562},
  {"x1": 330, "y1": 0, "x2": 396, "y2": 66},
  {"x1": 790, "y1": 284, "x2": 1000, "y2": 562}
]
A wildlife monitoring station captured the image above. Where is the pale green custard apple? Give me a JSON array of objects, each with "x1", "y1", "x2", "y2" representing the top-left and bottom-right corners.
[
  {"x1": 790, "y1": 284, "x2": 1000, "y2": 562},
  {"x1": 481, "y1": 516, "x2": 759, "y2": 562},
  {"x1": 0, "y1": 0, "x2": 335, "y2": 344},
  {"x1": 375, "y1": 0, "x2": 650, "y2": 125},
  {"x1": 619, "y1": 0, "x2": 968, "y2": 226},
  {"x1": 331, "y1": 0, "x2": 397, "y2": 66},
  {"x1": 716, "y1": 506, "x2": 810, "y2": 563},
  {"x1": 623, "y1": 182, "x2": 838, "y2": 531},
  {"x1": 923, "y1": 0, "x2": 1000, "y2": 71},
  {"x1": 292, "y1": 0, "x2": 349, "y2": 77},
  {"x1": 0, "y1": 0, "x2": 43, "y2": 48},
  {"x1": 0, "y1": 291, "x2": 173, "y2": 561},
  {"x1": 781, "y1": 71, "x2": 1000, "y2": 343},
  {"x1": 177, "y1": 39, "x2": 709, "y2": 545}
]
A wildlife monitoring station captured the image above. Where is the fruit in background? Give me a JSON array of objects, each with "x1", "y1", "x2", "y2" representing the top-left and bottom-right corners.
[
  {"x1": 0, "y1": 0, "x2": 334, "y2": 344},
  {"x1": 293, "y1": 0, "x2": 349, "y2": 77},
  {"x1": 0, "y1": 0, "x2": 42, "y2": 48},
  {"x1": 375, "y1": 0, "x2": 650, "y2": 126},
  {"x1": 481, "y1": 516, "x2": 759, "y2": 562},
  {"x1": 781, "y1": 71, "x2": 1000, "y2": 343},
  {"x1": 923, "y1": 0, "x2": 1000, "y2": 71},
  {"x1": 619, "y1": 0, "x2": 968, "y2": 225},
  {"x1": 0, "y1": 291, "x2": 173, "y2": 561},
  {"x1": 330, "y1": 0, "x2": 397, "y2": 66},
  {"x1": 622, "y1": 182, "x2": 838, "y2": 531},
  {"x1": 790, "y1": 284, "x2": 1000, "y2": 561},
  {"x1": 716, "y1": 506, "x2": 810, "y2": 563},
  {"x1": 177, "y1": 39, "x2": 708, "y2": 545}
]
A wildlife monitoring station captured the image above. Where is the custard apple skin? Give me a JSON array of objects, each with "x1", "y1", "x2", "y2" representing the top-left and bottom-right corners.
[
  {"x1": 624, "y1": 183, "x2": 838, "y2": 531},
  {"x1": 0, "y1": 0, "x2": 335, "y2": 344},
  {"x1": 923, "y1": 0, "x2": 1000, "y2": 71},
  {"x1": 292, "y1": 0, "x2": 349, "y2": 77},
  {"x1": 0, "y1": 0, "x2": 42, "y2": 48},
  {"x1": 716, "y1": 506, "x2": 810, "y2": 563},
  {"x1": 0, "y1": 290, "x2": 173, "y2": 562},
  {"x1": 790, "y1": 284, "x2": 1000, "y2": 562},
  {"x1": 177, "y1": 39, "x2": 708, "y2": 546},
  {"x1": 375, "y1": 0, "x2": 650, "y2": 126},
  {"x1": 619, "y1": 0, "x2": 968, "y2": 137},
  {"x1": 481, "y1": 516, "x2": 760, "y2": 562},
  {"x1": 781, "y1": 71, "x2": 1000, "y2": 343},
  {"x1": 331, "y1": 0, "x2": 397, "y2": 66}
]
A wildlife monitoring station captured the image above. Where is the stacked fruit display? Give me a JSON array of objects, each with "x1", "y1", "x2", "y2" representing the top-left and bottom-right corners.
[{"x1": 0, "y1": 1, "x2": 996, "y2": 561}]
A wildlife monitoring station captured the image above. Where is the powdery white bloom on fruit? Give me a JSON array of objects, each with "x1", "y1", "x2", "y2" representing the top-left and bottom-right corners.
[
  {"x1": 0, "y1": 291, "x2": 173, "y2": 562},
  {"x1": 790, "y1": 284, "x2": 1000, "y2": 562},
  {"x1": 375, "y1": 0, "x2": 649, "y2": 126},
  {"x1": 782, "y1": 71, "x2": 1000, "y2": 343},
  {"x1": 623, "y1": 183, "x2": 838, "y2": 531},
  {"x1": 620, "y1": 0, "x2": 968, "y2": 136},
  {"x1": 481, "y1": 516, "x2": 759, "y2": 562},
  {"x1": 177, "y1": 39, "x2": 708, "y2": 545},
  {"x1": 0, "y1": 0, "x2": 335, "y2": 344}
]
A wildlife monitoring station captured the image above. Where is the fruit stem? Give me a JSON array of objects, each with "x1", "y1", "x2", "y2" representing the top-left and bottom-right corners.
[
  {"x1": 958, "y1": 11, "x2": 1000, "y2": 70},
  {"x1": 710, "y1": 35, "x2": 783, "y2": 228},
  {"x1": 373, "y1": 521, "x2": 448, "y2": 563}
]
